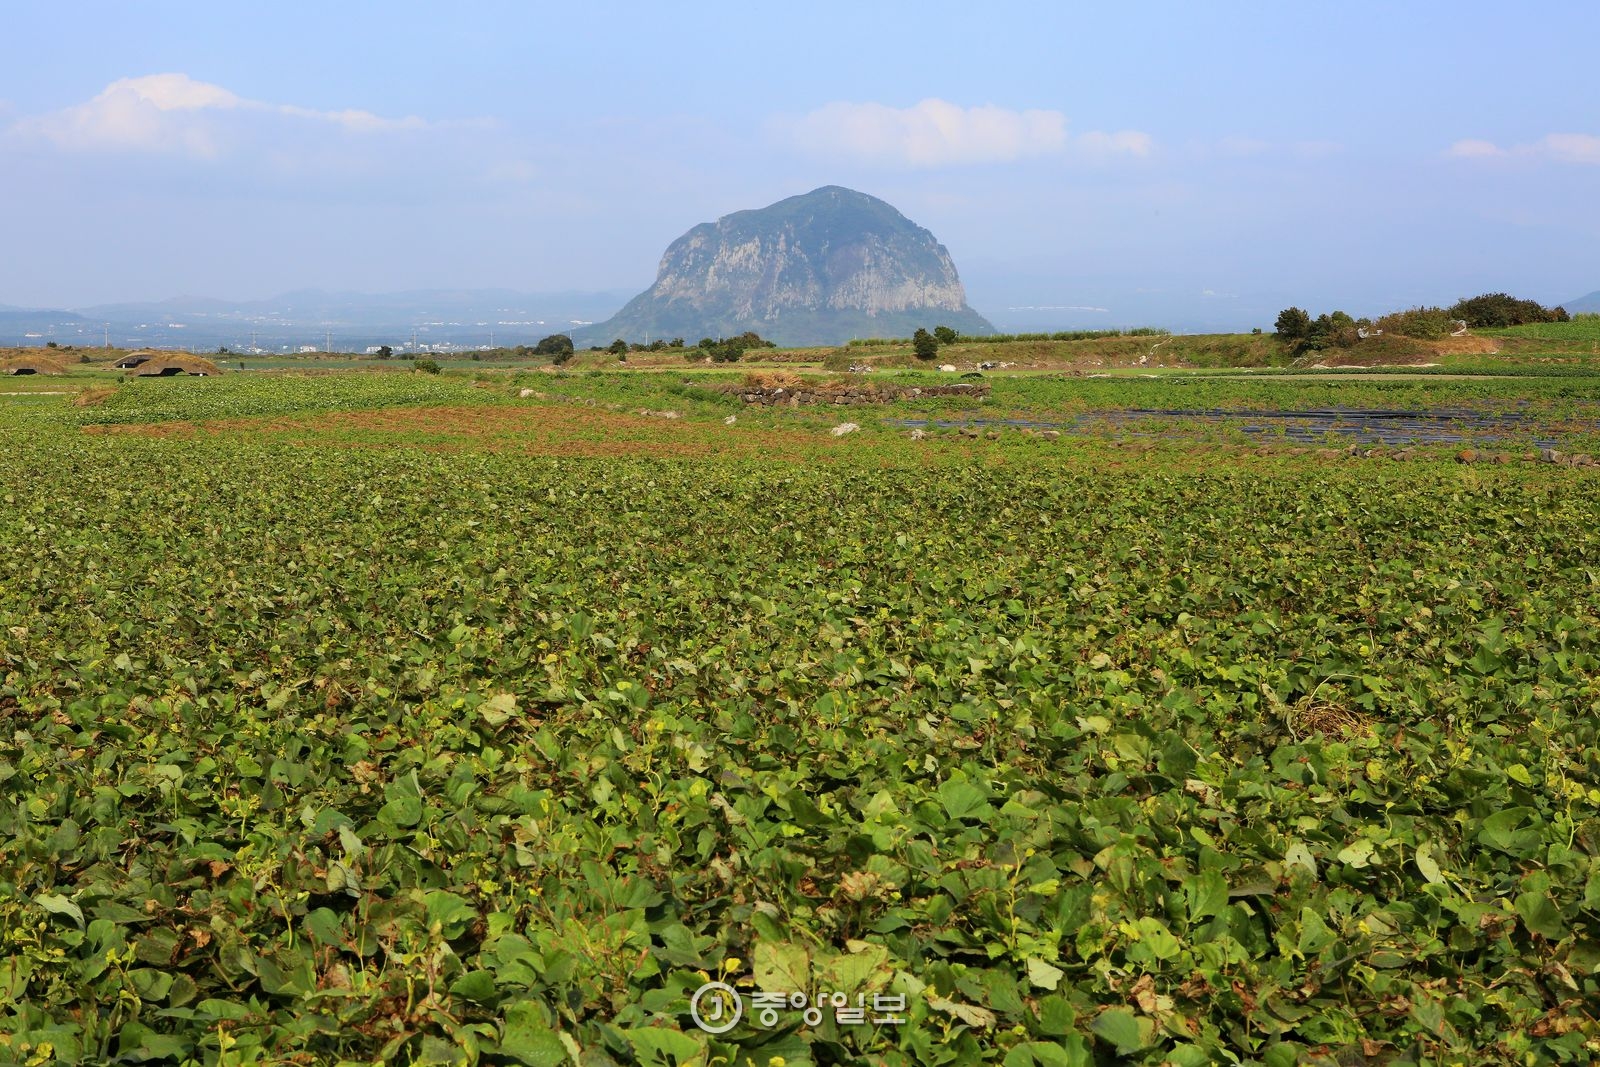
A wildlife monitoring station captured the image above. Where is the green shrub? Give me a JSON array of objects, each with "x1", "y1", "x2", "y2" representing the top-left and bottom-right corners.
[
  {"x1": 1375, "y1": 306, "x2": 1454, "y2": 340},
  {"x1": 1450, "y1": 292, "x2": 1568, "y2": 328}
]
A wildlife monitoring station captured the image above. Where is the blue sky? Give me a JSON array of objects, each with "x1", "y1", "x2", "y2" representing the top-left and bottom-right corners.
[{"x1": 4, "y1": 1, "x2": 1597, "y2": 329}]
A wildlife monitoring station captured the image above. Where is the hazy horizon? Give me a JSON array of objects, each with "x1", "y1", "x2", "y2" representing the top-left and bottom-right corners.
[{"x1": 4, "y1": 2, "x2": 1597, "y2": 332}]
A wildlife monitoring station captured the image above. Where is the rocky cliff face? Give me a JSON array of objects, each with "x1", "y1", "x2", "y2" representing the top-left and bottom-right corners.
[{"x1": 591, "y1": 187, "x2": 994, "y2": 346}]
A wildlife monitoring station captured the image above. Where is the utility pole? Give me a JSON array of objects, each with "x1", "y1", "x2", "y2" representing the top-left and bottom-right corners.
[
  {"x1": 103, "y1": 323, "x2": 110, "y2": 349},
  {"x1": 325, "y1": 329, "x2": 332, "y2": 354}
]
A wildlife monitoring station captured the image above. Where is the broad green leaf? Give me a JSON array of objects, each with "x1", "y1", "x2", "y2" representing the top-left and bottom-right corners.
[
  {"x1": 1283, "y1": 841, "x2": 1318, "y2": 880},
  {"x1": 939, "y1": 778, "x2": 991, "y2": 821},
  {"x1": 480, "y1": 692, "x2": 519, "y2": 726},
  {"x1": 623, "y1": 1028, "x2": 702, "y2": 1065},
  {"x1": 928, "y1": 994, "x2": 997, "y2": 1029},
  {"x1": 1415, "y1": 842, "x2": 1445, "y2": 885},
  {"x1": 35, "y1": 893, "x2": 83, "y2": 927},
  {"x1": 1515, "y1": 891, "x2": 1565, "y2": 940},
  {"x1": 1026, "y1": 957, "x2": 1064, "y2": 990},
  {"x1": 1090, "y1": 1007, "x2": 1153, "y2": 1054},
  {"x1": 753, "y1": 941, "x2": 810, "y2": 994},
  {"x1": 1337, "y1": 839, "x2": 1376, "y2": 868},
  {"x1": 499, "y1": 1002, "x2": 568, "y2": 1067},
  {"x1": 1184, "y1": 870, "x2": 1229, "y2": 921}
]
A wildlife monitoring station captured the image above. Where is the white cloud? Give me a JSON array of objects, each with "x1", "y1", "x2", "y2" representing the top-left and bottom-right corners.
[
  {"x1": 485, "y1": 160, "x2": 540, "y2": 183},
  {"x1": 1216, "y1": 136, "x2": 1270, "y2": 156},
  {"x1": 779, "y1": 98, "x2": 1150, "y2": 167},
  {"x1": 1292, "y1": 140, "x2": 1343, "y2": 158},
  {"x1": 1542, "y1": 133, "x2": 1600, "y2": 164},
  {"x1": 1449, "y1": 132, "x2": 1600, "y2": 164},
  {"x1": 1077, "y1": 130, "x2": 1153, "y2": 158},
  {"x1": 1448, "y1": 138, "x2": 1504, "y2": 159},
  {"x1": 15, "y1": 73, "x2": 430, "y2": 157}
]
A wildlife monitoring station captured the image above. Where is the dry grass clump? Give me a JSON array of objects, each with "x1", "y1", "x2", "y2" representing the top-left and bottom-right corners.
[
  {"x1": 742, "y1": 370, "x2": 803, "y2": 391},
  {"x1": 1291, "y1": 696, "x2": 1375, "y2": 739},
  {"x1": 73, "y1": 387, "x2": 118, "y2": 407},
  {"x1": 0, "y1": 355, "x2": 67, "y2": 375},
  {"x1": 73, "y1": 385, "x2": 116, "y2": 406},
  {"x1": 1262, "y1": 681, "x2": 1377, "y2": 740}
]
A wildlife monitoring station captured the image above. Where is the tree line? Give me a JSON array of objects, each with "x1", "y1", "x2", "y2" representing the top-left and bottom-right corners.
[{"x1": 1275, "y1": 292, "x2": 1570, "y2": 351}]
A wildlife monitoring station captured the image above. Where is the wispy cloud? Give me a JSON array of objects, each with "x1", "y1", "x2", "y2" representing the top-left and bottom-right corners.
[
  {"x1": 14, "y1": 73, "x2": 433, "y2": 157},
  {"x1": 1216, "y1": 136, "x2": 1270, "y2": 157},
  {"x1": 484, "y1": 160, "x2": 540, "y2": 184},
  {"x1": 777, "y1": 98, "x2": 1150, "y2": 167},
  {"x1": 1292, "y1": 140, "x2": 1343, "y2": 158},
  {"x1": 1077, "y1": 130, "x2": 1154, "y2": 158},
  {"x1": 1447, "y1": 138, "x2": 1504, "y2": 159},
  {"x1": 1449, "y1": 133, "x2": 1600, "y2": 164},
  {"x1": 1540, "y1": 133, "x2": 1600, "y2": 164},
  {"x1": 1007, "y1": 305, "x2": 1111, "y2": 313}
]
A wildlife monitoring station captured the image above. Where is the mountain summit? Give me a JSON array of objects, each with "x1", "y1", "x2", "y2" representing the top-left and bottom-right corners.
[{"x1": 590, "y1": 186, "x2": 994, "y2": 346}]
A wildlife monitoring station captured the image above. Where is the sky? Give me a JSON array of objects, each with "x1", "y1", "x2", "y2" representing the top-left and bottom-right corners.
[{"x1": 3, "y1": 1, "x2": 1598, "y2": 330}]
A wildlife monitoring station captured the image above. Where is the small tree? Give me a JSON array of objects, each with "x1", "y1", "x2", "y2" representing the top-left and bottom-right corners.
[
  {"x1": 933, "y1": 325, "x2": 958, "y2": 345},
  {"x1": 534, "y1": 334, "x2": 574, "y2": 358},
  {"x1": 414, "y1": 358, "x2": 441, "y2": 375},
  {"x1": 1274, "y1": 307, "x2": 1312, "y2": 342},
  {"x1": 912, "y1": 328, "x2": 939, "y2": 361},
  {"x1": 608, "y1": 339, "x2": 629, "y2": 356},
  {"x1": 376, "y1": 345, "x2": 393, "y2": 359}
]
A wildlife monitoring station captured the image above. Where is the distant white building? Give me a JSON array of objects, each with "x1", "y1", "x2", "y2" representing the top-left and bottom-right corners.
[{"x1": 298, "y1": 345, "x2": 318, "y2": 353}]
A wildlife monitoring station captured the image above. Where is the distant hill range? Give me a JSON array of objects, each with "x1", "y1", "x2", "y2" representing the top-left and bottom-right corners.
[
  {"x1": 0, "y1": 289, "x2": 634, "y2": 352},
  {"x1": 590, "y1": 186, "x2": 994, "y2": 347},
  {"x1": 1565, "y1": 291, "x2": 1600, "y2": 314}
]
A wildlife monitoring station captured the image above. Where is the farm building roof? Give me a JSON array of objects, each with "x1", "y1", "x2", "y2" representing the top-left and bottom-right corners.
[
  {"x1": 1, "y1": 355, "x2": 67, "y2": 375},
  {"x1": 130, "y1": 355, "x2": 221, "y2": 377}
]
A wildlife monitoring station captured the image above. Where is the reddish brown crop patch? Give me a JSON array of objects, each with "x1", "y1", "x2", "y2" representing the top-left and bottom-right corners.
[{"x1": 87, "y1": 403, "x2": 836, "y2": 461}]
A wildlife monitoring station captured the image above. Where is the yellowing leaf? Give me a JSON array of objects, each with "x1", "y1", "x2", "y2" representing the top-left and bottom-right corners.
[
  {"x1": 1415, "y1": 842, "x2": 1445, "y2": 885},
  {"x1": 480, "y1": 693, "x2": 518, "y2": 726},
  {"x1": 753, "y1": 941, "x2": 810, "y2": 995},
  {"x1": 1337, "y1": 839, "x2": 1377, "y2": 868}
]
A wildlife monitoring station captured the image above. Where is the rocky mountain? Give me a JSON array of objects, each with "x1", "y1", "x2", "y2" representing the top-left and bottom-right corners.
[{"x1": 591, "y1": 186, "x2": 994, "y2": 346}]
